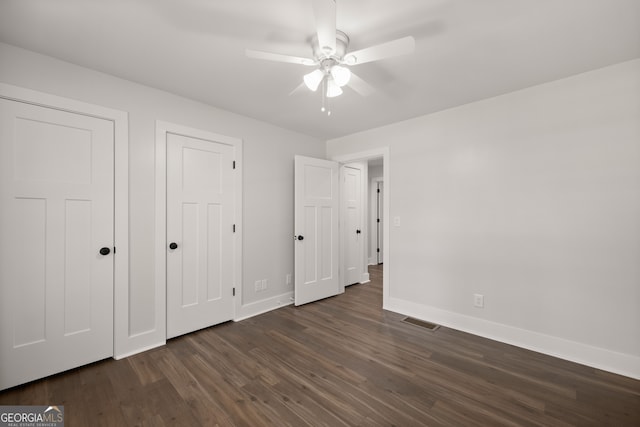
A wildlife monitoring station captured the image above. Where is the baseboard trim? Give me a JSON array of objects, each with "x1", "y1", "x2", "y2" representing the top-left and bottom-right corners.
[
  {"x1": 115, "y1": 294, "x2": 295, "y2": 359},
  {"x1": 385, "y1": 297, "x2": 640, "y2": 380},
  {"x1": 235, "y1": 292, "x2": 294, "y2": 322}
]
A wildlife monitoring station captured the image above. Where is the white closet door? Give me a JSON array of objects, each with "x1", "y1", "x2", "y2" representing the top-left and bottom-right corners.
[
  {"x1": 0, "y1": 99, "x2": 114, "y2": 390},
  {"x1": 166, "y1": 132, "x2": 235, "y2": 338}
]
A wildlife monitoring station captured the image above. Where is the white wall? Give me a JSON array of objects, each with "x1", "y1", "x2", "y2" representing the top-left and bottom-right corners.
[
  {"x1": 0, "y1": 42, "x2": 325, "y2": 356},
  {"x1": 368, "y1": 164, "x2": 383, "y2": 180},
  {"x1": 327, "y1": 59, "x2": 640, "y2": 379}
]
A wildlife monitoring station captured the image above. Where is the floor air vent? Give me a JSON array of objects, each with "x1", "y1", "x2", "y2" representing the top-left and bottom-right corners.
[{"x1": 402, "y1": 317, "x2": 440, "y2": 331}]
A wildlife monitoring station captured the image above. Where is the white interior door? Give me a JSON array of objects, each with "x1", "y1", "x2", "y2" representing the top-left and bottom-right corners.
[
  {"x1": 342, "y1": 163, "x2": 364, "y2": 286},
  {"x1": 0, "y1": 99, "x2": 114, "y2": 390},
  {"x1": 166, "y1": 132, "x2": 235, "y2": 339},
  {"x1": 294, "y1": 156, "x2": 340, "y2": 306}
]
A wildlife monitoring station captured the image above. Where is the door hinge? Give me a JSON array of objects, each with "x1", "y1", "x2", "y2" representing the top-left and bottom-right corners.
[
  {"x1": 233, "y1": 224, "x2": 236, "y2": 233},
  {"x1": 113, "y1": 246, "x2": 116, "y2": 254},
  {"x1": 377, "y1": 248, "x2": 380, "y2": 253},
  {"x1": 233, "y1": 160, "x2": 236, "y2": 169},
  {"x1": 377, "y1": 218, "x2": 380, "y2": 223},
  {"x1": 233, "y1": 287, "x2": 236, "y2": 296},
  {"x1": 377, "y1": 188, "x2": 381, "y2": 193}
]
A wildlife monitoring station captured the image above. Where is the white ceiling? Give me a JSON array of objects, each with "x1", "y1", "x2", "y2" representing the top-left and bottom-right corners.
[{"x1": 1, "y1": 0, "x2": 639, "y2": 140}]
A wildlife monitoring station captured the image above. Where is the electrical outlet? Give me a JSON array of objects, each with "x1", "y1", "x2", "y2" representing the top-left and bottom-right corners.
[
  {"x1": 286, "y1": 273, "x2": 292, "y2": 285},
  {"x1": 255, "y1": 280, "x2": 262, "y2": 292},
  {"x1": 474, "y1": 294, "x2": 484, "y2": 308},
  {"x1": 393, "y1": 216, "x2": 401, "y2": 227},
  {"x1": 262, "y1": 279, "x2": 268, "y2": 291}
]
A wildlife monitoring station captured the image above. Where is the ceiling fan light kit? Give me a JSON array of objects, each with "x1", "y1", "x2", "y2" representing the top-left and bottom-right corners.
[
  {"x1": 326, "y1": 78, "x2": 343, "y2": 98},
  {"x1": 304, "y1": 69, "x2": 325, "y2": 91},
  {"x1": 246, "y1": 0, "x2": 415, "y2": 115},
  {"x1": 330, "y1": 65, "x2": 351, "y2": 87},
  {"x1": 303, "y1": 30, "x2": 352, "y2": 108}
]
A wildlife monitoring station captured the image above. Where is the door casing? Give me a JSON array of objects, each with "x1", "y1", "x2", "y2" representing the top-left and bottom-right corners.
[{"x1": 0, "y1": 83, "x2": 129, "y2": 366}]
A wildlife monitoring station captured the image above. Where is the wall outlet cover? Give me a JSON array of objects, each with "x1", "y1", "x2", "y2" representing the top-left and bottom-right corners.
[{"x1": 474, "y1": 294, "x2": 484, "y2": 308}]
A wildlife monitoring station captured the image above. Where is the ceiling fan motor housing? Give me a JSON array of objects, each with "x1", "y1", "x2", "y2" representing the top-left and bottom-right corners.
[{"x1": 312, "y1": 30, "x2": 350, "y2": 61}]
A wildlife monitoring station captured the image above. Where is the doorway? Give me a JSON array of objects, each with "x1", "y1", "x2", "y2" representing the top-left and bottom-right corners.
[
  {"x1": 329, "y1": 148, "x2": 390, "y2": 308},
  {"x1": 293, "y1": 150, "x2": 389, "y2": 308}
]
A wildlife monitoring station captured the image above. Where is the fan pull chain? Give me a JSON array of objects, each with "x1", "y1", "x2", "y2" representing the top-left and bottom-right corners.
[
  {"x1": 321, "y1": 77, "x2": 327, "y2": 113},
  {"x1": 320, "y1": 77, "x2": 331, "y2": 116}
]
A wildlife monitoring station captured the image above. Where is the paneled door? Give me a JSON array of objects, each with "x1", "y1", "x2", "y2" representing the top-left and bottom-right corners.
[
  {"x1": 294, "y1": 156, "x2": 339, "y2": 306},
  {"x1": 0, "y1": 98, "x2": 114, "y2": 390},
  {"x1": 166, "y1": 132, "x2": 235, "y2": 338},
  {"x1": 342, "y1": 163, "x2": 365, "y2": 286}
]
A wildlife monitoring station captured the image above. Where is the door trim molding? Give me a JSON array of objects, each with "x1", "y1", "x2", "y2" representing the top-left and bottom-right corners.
[
  {"x1": 0, "y1": 83, "x2": 129, "y2": 360},
  {"x1": 155, "y1": 121, "x2": 243, "y2": 340}
]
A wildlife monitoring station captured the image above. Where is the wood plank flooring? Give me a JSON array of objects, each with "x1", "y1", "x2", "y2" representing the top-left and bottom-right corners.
[{"x1": 1, "y1": 265, "x2": 639, "y2": 426}]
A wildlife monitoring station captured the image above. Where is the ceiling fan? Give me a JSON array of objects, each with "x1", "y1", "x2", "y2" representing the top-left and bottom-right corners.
[{"x1": 246, "y1": 0, "x2": 415, "y2": 114}]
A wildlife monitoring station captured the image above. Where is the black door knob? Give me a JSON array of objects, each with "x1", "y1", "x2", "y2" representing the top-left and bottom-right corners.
[
  {"x1": 297, "y1": 235, "x2": 304, "y2": 241},
  {"x1": 169, "y1": 242, "x2": 178, "y2": 250},
  {"x1": 356, "y1": 229, "x2": 361, "y2": 234},
  {"x1": 99, "y1": 247, "x2": 111, "y2": 256}
]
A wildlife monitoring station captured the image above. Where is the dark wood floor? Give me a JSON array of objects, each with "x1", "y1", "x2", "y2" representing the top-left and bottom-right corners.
[{"x1": 2, "y1": 265, "x2": 639, "y2": 426}]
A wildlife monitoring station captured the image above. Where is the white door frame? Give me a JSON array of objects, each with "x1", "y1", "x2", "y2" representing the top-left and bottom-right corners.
[
  {"x1": 0, "y1": 83, "x2": 129, "y2": 359},
  {"x1": 155, "y1": 121, "x2": 242, "y2": 339},
  {"x1": 330, "y1": 148, "x2": 390, "y2": 306}
]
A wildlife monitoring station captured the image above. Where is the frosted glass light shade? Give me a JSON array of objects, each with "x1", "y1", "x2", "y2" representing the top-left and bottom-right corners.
[
  {"x1": 326, "y1": 78, "x2": 343, "y2": 98},
  {"x1": 330, "y1": 65, "x2": 351, "y2": 87},
  {"x1": 303, "y1": 69, "x2": 325, "y2": 91}
]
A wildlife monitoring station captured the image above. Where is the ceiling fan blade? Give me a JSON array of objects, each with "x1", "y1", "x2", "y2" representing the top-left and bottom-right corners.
[
  {"x1": 245, "y1": 49, "x2": 316, "y2": 66},
  {"x1": 312, "y1": 0, "x2": 336, "y2": 55},
  {"x1": 289, "y1": 82, "x2": 308, "y2": 96},
  {"x1": 347, "y1": 72, "x2": 375, "y2": 97},
  {"x1": 344, "y1": 36, "x2": 415, "y2": 66}
]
